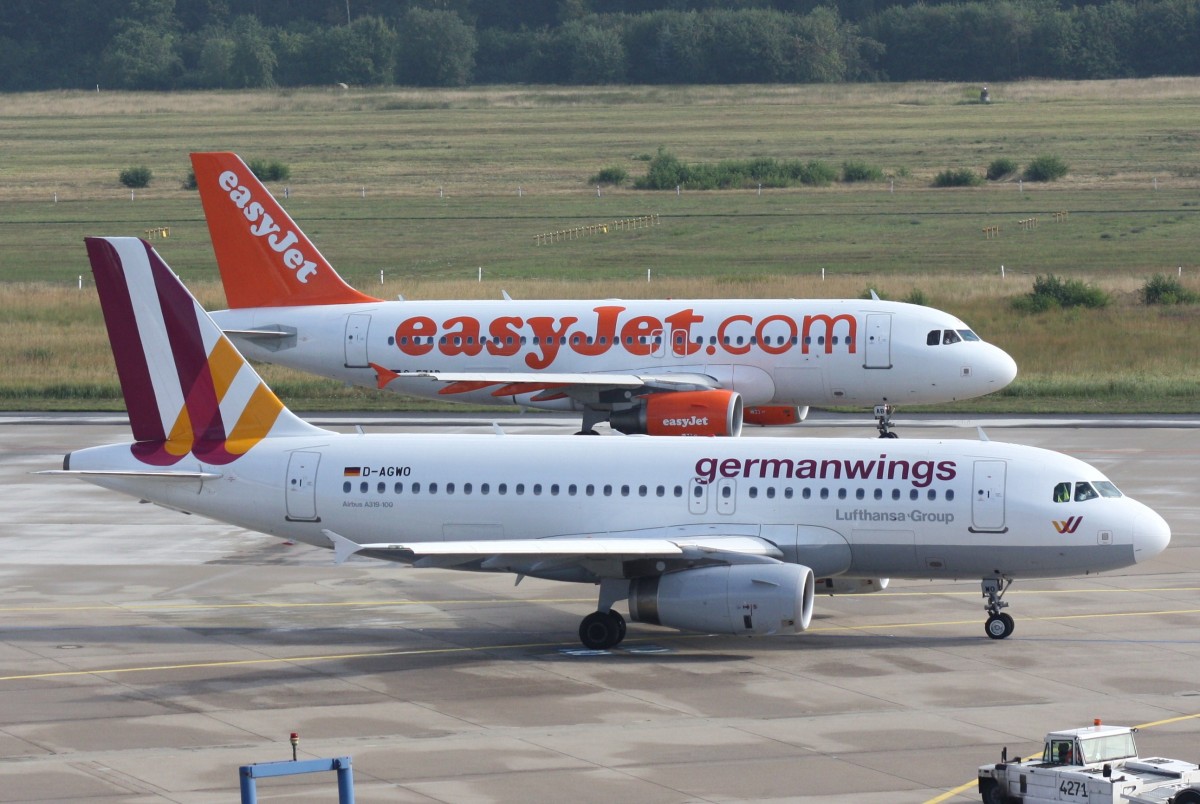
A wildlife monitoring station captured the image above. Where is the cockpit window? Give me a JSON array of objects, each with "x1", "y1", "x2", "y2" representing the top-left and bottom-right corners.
[
  {"x1": 958, "y1": 329, "x2": 981, "y2": 341},
  {"x1": 927, "y1": 330, "x2": 940, "y2": 346},
  {"x1": 1074, "y1": 482, "x2": 1099, "y2": 502},
  {"x1": 1094, "y1": 481, "x2": 1123, "y2": 498},
  {"x1": 942, "y1": 329, "x2": 962, "y2": 344},
  {"x1": 1053, "y1": 482, "x2": 1071, "y2": 503}
]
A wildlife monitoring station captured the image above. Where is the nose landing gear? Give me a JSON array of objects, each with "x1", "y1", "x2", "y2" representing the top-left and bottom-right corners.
[
  {"x1": 982, "y1": 577, "x2": 1015, "y2": 639},
  {"x1": 875, "y1": 403, "x2": 898, "y2": 438}
]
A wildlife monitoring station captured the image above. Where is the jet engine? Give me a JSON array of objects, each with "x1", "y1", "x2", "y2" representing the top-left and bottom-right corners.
[
  {"x1": 609, "y1": 390, "x2": 743, "y2": 437},
  {"x1": 818, "y1": 577, "x2": 889, "y2": 594},
  {"x1": 743, "y1": 405, "x2": 809, "y2": 426},
  {"x1": 627, "y1": 563, "x2": 814, "y2": 637}
]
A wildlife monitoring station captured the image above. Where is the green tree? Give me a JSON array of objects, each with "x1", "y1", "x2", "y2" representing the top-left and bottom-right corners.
[
  {"x1": 193, "y1": 27, "x2": 235, "y2": 87},
  {"x1": 557, "y1": 19, "x2": 626, "y2": 84},
  {"x1": 100, "y1": 22, "x2": 182, "y2": 89},
  {"x1": 228, "y1": 15, "x2": 276, "y2": 87},
  {"x1": 396, "y1": 8, "x2": 476, "y2": 86}
]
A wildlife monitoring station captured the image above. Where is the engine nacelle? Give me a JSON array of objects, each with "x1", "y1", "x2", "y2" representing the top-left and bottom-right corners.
[
  {"x1": 818, "y1": 577, "x2": 889, "y2": 595},
  {"x1": 744, "y1": 405, "x2": 809, "y2": 426},
  {"x1": 628, "y1": 563, "x2": 815, "y2": 637},
  {"x1": 609, "y1": 390, "x2": 743, "y2": 437}
]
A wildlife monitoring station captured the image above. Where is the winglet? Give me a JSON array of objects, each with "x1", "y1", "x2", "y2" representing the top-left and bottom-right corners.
[
  {"x1": 190, "y1": 152, "x2": 380, "y2": 308},
  {"x1": 324, "y1": 529, "x2": 364, "y2": 565},
  {"x1": 369, "y1": 362, "x2": 400, "y2": 389}
]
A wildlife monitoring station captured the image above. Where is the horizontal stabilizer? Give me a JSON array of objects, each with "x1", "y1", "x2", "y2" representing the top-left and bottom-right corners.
[
  {"x1": 36, "y1": 469, "x2": 222, "y2": 480},
  {"x1": 222, "y1": 328, "x2": 291, "y2": 339}
]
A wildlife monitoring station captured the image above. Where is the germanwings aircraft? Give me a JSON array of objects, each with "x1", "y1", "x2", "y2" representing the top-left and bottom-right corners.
[
  {"x1": 191, "y1": 152, "x2": 1017, "y2": 437},
  {"x1": 45, "y1": 236, "x2": 1170, "y2": 650}
]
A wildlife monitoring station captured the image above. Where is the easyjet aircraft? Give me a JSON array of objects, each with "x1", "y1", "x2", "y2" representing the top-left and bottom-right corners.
[
  {"x1": 191, "y1": 152, "x2": 1017, "y2": 437},
  {"x1": 45, "y1": 236, "x2": 1169, "y2": 649}
]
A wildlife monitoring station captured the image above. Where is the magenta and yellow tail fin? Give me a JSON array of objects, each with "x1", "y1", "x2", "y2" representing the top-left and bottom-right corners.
[
  {"x1": 85, "y1": 237, "x2": 325, "y2": 465},
  {"x1": 190, "y1": 152, "x2": 380, "y2": 309}
]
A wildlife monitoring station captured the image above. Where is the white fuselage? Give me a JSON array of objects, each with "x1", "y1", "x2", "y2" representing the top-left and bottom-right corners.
[
  {"x1": 67, "y1": 433, "x2": 1168, "y2": 585},
  {"x1": 210, "y1": 298, "x2": 1017, "y2": 409}
]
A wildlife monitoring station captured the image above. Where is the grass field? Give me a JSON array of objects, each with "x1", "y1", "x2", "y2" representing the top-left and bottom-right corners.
[{"x1": 1, "y1": 80, "x2": 1198, "y2": 412}]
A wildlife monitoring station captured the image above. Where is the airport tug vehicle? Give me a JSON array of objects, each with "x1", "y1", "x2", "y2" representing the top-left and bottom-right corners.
[{"x1": 978, "y1": 721, "x2": 1200, "y2": 804}]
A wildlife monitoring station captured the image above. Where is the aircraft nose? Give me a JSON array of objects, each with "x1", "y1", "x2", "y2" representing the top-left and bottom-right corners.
[
  {"x1": 982, "y1": 345, "x2": 1018, "y2": 390},
  {"x1": 1133, "y1": 508, "x2": 1171, "y2": 562}
]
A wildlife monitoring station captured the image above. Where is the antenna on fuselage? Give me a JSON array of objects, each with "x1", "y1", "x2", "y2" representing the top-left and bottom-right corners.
[
  {"x1": 977, "y1": 426, "x2": 990, "y2": 441},
  {"x1": 869, "y1": 289, "x2": 881, "y2": 301}
]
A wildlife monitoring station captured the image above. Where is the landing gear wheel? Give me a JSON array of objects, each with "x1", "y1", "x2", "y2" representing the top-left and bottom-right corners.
[
  {"x1": 579, "y1": 610, "x2": 626, "y2": 649},
  {"x1": 575, "y1": 429, "x2": 600, "y2": 436},
  {"x1": 1172, "y1": 791, "x2": 1200, "y2": 804},
  {"x1": 985, "y1": 612, "x2": 1015, "y2": 640},
  {"x1": 881, "y1": 431, "x2": 899, "y2": 439}
]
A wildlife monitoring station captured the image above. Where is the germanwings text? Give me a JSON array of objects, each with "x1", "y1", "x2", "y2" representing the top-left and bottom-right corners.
[{"x1": 695, "y1": 453, "x2": 957, "y2": 488}]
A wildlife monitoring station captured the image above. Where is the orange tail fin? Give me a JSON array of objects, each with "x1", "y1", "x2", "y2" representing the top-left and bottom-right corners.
[{"x1": 190, "y1": 152, "x2": 380, "y2": 309}]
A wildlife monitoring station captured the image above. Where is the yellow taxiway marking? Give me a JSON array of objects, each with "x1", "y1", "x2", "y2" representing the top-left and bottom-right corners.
[
  {"x1": 3, "y1": 584, "x2": 1196, "y2": 615},
  {"x1": 0, "y1": 639, "x2": 583, "y2": 682},
  {"x1": 924, "y1": 712, "x2": 1200, "y2": 803},
  {"x1": 0, "y1": 597, "x2": 592, "y2": 614}
]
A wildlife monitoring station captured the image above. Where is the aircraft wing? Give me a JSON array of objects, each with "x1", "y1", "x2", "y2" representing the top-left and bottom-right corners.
[
  {"x1": 369, "y1": 363, "x2": 720, "y2": 397},
  {"x1": 324, "y1": 529, "x2": 782, "y2": 574}
]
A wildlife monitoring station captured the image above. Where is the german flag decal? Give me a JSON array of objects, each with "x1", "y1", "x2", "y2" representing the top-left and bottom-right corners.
[{"x1": 343, "y1": 467, "x2": 362, "y2": 477}]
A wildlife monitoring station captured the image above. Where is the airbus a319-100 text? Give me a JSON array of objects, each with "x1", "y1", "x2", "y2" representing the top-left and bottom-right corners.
[
  {"x1": 43, "y1": 237, "x2": 1169, "y2": 649},
  {"x1": 191, "y1": 152, "x2": 1017, "y2": 437}
]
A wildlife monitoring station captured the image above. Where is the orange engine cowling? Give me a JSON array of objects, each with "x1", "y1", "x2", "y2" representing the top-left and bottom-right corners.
[
  {"x1": 744, "y1": 405, "x2": 809, "y2": 427},
  {"x1": 609, "y1": 390, "x2": 743, "y2": 437}
]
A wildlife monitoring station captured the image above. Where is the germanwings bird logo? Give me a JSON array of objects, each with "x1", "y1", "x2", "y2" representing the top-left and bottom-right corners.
[
  {"x1": 86, "y1": 238, "x2": 285, "y2": 466},
  {"x1": 1052, "y1": 516, "x2": 1083, "y2": 534}
]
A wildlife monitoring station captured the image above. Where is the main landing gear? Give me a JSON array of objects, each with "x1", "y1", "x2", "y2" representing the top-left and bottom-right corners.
[
  {"x1": 875, "y1": 403, "x2": 899, "y2": 439},
  {"x1": 982, "y1": 577, "x2": 1015, "y2": 639},
  {"x1": 578, "y1": 578, "x2": 629, "y2": 649},
  {"x1": 575, "y1": 407, "x2": 605, "y2": 436}
]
